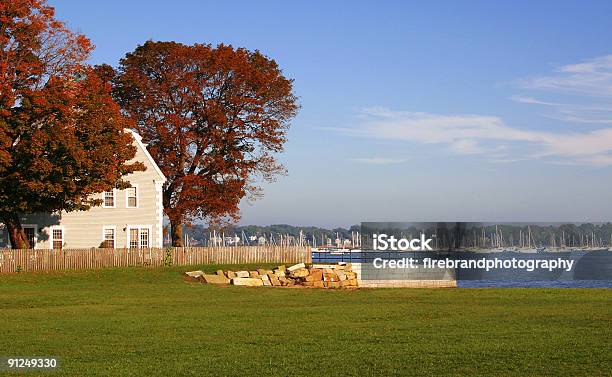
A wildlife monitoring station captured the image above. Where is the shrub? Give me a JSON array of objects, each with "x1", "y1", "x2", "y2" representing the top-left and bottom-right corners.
[{"x1": 164, "y1": 247, "x2": 173, "y2": 267}]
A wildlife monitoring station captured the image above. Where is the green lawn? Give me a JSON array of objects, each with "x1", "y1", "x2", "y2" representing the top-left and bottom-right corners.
[{"x1": 0, "y1": 265, "x2": 610, "y2": 377}]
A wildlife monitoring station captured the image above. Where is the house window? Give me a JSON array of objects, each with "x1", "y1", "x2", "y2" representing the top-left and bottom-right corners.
[
  {"x1": 129, "y1": 228, "x2": 139, "y2": 248},
  {"x1": 51, "y1": 227, "x2": 63, "y2": 249},
  {"x1": 103, "y1": 190, "x2": 115, "y2": 207},
  {"x1": 23, "y1": 226, "x2": 36, "y2": 249},
  {"x1": 128, "y1": 226, "x2": 151, "y2": 248},
  {"x1": 140, "y1": 228, "x2": 149, "y2": 248},
  {"x1": 126, "y1": 186, "x2": 138, "y2": 208},
  {"x1": 103, "y1": 227, "x2": 115, "y2": 248}
]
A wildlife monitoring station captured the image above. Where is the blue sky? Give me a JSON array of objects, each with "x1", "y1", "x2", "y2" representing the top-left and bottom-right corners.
[{"x1": 53, "y1": 0, "x2": 612, "y2": 227}]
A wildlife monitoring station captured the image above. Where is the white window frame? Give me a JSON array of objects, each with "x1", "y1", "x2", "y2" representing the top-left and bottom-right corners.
[
  {"x1": 139, "y1": 227, "x2": 150, "y2": 249},
  {"x1": 102, "y1": 225, "x2": 116, "y2": 249},
  {"x1": 49, "y1": 225, "x2": 64, "y2": 250},
  {"x1": 126, "y1": 225, "x2": 152, "y2": 249},
  {"x1": 22, "y1": 224, "x2": 38, "y2": 250},
  {"x1": 102, "y1": 189, "x2": 117, "y2": 208},
  {"x1": 125, "y1": 184, "x2": 139, "y2": 208}
]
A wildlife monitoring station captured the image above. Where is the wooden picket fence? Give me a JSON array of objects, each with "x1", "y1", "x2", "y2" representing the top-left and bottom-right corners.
[{"x1": 0, "y1": 246, "x2": 311, "y2": 273}]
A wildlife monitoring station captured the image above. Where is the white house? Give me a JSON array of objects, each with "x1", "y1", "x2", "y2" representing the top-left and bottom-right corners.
[{"x1": 0, "y1": 130, "x2": 166, "y2": 249}]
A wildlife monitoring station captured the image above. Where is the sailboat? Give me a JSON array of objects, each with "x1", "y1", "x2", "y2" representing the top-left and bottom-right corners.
[{"x1": 520, "y1": 226, "x2": 540, "y2": 253}]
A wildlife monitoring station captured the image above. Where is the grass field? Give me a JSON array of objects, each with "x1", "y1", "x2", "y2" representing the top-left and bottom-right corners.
[{"x1": 1, "y1": 265, "x2": 610, "y2": 376}]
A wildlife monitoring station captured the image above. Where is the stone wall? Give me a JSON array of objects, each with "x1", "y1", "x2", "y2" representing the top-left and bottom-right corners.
[{"x1": 352, "y1": 263, "x2": 457, "y2": 288}]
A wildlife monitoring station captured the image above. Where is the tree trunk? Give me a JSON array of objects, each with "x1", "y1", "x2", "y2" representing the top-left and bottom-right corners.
[
  {"x1": 170, "y1": 218, "x2": 184, "y2": 247},
  {"x1": 1, "y1": 212, "x2": 29, "y2": 249}
]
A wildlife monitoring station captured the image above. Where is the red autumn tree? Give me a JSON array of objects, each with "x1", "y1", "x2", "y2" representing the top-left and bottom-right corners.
[
  {"x1": 111, "y1": 41, "x2": 299, "y2": 246},
  {"x1": 0, "y1": 0, "x2": 144, "y2": 248}
]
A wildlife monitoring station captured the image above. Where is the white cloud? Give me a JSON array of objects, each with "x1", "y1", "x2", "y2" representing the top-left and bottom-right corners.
[
  {"x1": 511, "y1": 94, "x2": 612, "y2": 124},
  {"x1": 515, "y1": 55, "x2": 612, "y2": 124},
  {"x1": 347, "y1": 107, "x2": 549, "y2": 145},
  {"x1": 543, "y1": 114, "x2": 612, "y2": 125},
  {"x1": 511, "y1": 94, "x2": 612, "y2": 113},
  {"x1": 450, "y1": 140, "x2": 484, "y2": 155},
  {"x1": 350, "y1": 157, "x2": 409, "y2": 165},
  {"x1": 511, "y1": 95, "x2": 550, "y2": 105},
  {"x1": 334, "y1": 107, "x2": 612, "y2": 166},
  {"x1": 510, "y1": 95, "x2": 564, "y2": 106},
  {"x1": 520, "y1": 55, "x2": 612, "y2": 97},
  {"x1": 333, "y1": 56, "x2": 612, "y2": 166}
]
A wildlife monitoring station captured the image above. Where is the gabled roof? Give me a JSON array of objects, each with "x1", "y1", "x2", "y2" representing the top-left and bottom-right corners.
[{"x1": 126, "y1": 129, "x2": 167, "y2": 183}]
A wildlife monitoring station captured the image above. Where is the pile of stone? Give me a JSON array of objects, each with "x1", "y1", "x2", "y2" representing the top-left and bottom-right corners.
[{"x1": 185, "y1": 262, "x2": 358, "y2": 288}]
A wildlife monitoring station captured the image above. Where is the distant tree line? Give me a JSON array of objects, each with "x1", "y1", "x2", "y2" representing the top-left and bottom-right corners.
[
  {"x1": 180, "y1": 224, "x2": 361, "y2": 245},
  {"x1": 180, "y1": 223, "x2": 612, "y2": 248},
  {"x1": 363, "y1": 223, "x2": 612, "y2": 249}
]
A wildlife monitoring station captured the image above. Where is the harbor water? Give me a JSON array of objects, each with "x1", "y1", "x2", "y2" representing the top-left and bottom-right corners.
[{"x1": 312, "y1": 249, "x2": 612, "y2": 288}]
